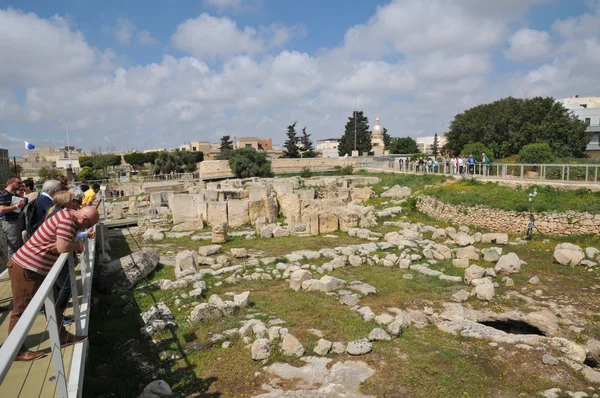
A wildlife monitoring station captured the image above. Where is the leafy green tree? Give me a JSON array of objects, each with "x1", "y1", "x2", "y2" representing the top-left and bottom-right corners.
[
  {"x1": 124, "y1": 152, "x2": 150, "y2": 167},
  {"x1": 77, "y1": 166, "x2": 98, "y2": 181},
  {"x1": 517, "y1": 143, "x2": 556, "y2": 164},
  {"x1": 430, "y1": 133, "x2": 440, "y2": 157},
  {"x1": 153, "y1": 151, "x2": 184, "y2": 175},
  {"x1": 460, "y1": 142, "x2": 494, "y2": 162},
  {"x1": 218, "y1": 135, "x2": 234, "y2": 160},
  {"x1": 382, "y1": 128, "x2": 391, "y2": 150},
  {"x1": 300, "y1": 127, "x2": 316, "y2": 158},
  {"x1": 338, "y1": 111, "x2": 371, "y2": 156},
  {"x1": 228, "y1": 148, "x2": 273, "y2": 178},
  {"x1": 283, "y1": 122, "x2": 301, "y2": 158},
  {"x1": 144, "y1": 151, "x2": 160, "y2": 164},
  {"x1": 179, "y1": 151, "x2": 204, "y2": 172},
  {"x1": 445, "y1": 96, "x2": 590, "y2": 158},
  {"x1": 389, "y1": 137, "x2": 419, "y2": 154},
  {"x1": 79, "y1": 156, "x2": 93, "y2": 168},
  {"x1": 38, "y1": 167, "x2": 64, "y2": 181}
]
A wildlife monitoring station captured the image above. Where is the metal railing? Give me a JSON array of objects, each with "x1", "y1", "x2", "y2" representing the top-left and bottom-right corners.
[
  {"x1": 357, "y1": 161, "x2": 600, "y2": 184},
  {"x1": 0, "y1": 226, "x2": 97, "y2": 398},
  {"x1": 85, "y1": 172, "x2": 197, "y2": 186}
]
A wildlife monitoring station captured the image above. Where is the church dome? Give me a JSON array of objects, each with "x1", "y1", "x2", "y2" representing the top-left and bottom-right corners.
[{"x1": 372, "y1": 117, "x2": 383, "y2": 136}]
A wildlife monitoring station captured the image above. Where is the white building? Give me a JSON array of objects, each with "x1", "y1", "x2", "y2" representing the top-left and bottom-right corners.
[
  {"x1": 316, "y1": 138, "x2": 340, "y2": 158},
  {"x1": 560, "y1": 96, "x2": 600, "y2": 158},
  {"x1": 416, "y1": 135, "x2": 447, "y2": 155}
]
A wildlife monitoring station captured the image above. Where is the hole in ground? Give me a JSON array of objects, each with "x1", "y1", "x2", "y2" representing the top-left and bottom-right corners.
[
  {"x1": 584, "y1": 356, "x2": 598, "y2": 368},
  {"x1": 478, "y1": 320, "x2": 545, "y2": 336}
]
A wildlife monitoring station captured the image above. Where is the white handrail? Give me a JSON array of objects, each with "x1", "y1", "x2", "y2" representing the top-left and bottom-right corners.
[
  {"x1": 0, "y1": 229, "x2": 97, "y2": 398},
  {"x1": 0, "y1": 252, "x2": 69, "y2": 382}
]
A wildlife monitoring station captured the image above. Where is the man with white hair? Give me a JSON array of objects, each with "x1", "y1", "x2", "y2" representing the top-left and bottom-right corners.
[{"x1": 34, "y1": 179, "x2": 62, "y2": 230}]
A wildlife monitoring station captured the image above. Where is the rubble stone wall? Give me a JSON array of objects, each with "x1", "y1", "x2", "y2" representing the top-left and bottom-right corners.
[
  {"x1": 199, "y1": 157, "x2": 367, "y2": 179},
  {"x1": 416, "y1": 195, "x2": 600, "y2": 236}
]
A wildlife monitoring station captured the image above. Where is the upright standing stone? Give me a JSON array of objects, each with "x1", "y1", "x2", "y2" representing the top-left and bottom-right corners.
[
  {"x1": 227, "y1": 200, "x2": 250, "y2": 228},
  {"x1": 212, "y1": 223, "x2": 228, "y2": 244},
  {"x1": 207, "y1": 202, "x2": 228, "y2": 226}
]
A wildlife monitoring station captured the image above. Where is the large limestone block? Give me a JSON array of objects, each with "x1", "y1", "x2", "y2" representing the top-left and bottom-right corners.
[
  {"x1": 494, "y1": 253, "x2": 522, "y2": 274},
  {"x1": 290, "y1": 270, "x2": 313, "y2": 291},
  {"x1": 319, "y1": 212, "x2": 339, "y2": 234},
  {"x1": 249, "y1": 186, "x2": 269, "y2": 201},
  {"x1": 207, "y1": 202, "x2": 228, "y2": 226},
  {"x1": 334, "y1": 207, "x2": 360, "y2": 232},
  {"x1": 175, "y1": 250, "x2": 198, "y2": 275},
  {"x1": 227, "y1": 200, "x2": 250, "y2": 228},
  {"x1": 381, "y1": 185, "x2": 412, "y2": 198},
  {"x1": 170, "y1": 194, "x2": 198, "y2": 224},
  {"x1": 264, "y1": 197, "x2": 279, "y2": 222},
  {"x1": 278, "y1": 193, "x2": 302, "y2": 223},
  {"x1": 351, "y1": 187, "x2": 374, "y2": 203},
  {"x1": 196, "y1": 201, "x2": 208, "y2": 223},
  {"x1": 97, "y1": 248, "x2": 160, "y2": 291},
  {"x1": 308, "y1": 213, "x2": 320, "y2": 235},
  {"x1": 553, "y1": 243, "x2": 585, "y2": 266},
  {"x1": 248, "y1": 200, "x2": 266, "y2": 224},
  {"x1": 172, "y1": 218, "x2": 204, "y2": 232}
]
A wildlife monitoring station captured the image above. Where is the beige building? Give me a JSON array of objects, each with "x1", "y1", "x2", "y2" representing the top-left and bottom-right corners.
[
  {"x1": 416, "y1": 135, "x2": 448, "y2": 156},
  {"x1": 19, "y1": 146, "x2": 86, "y2": 172}
]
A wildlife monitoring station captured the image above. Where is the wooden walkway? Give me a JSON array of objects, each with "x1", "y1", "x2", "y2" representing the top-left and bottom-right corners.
[{"x1": 0, "y1": 269, "x2": 80, "y2": 398}]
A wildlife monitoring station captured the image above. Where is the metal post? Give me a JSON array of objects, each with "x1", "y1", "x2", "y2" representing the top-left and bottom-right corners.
[
  {"x1": 68, "y1": 253, "x2": 82, "y2": 335},
  {"x1": 562, "y1": 165, "x2": 565, "y2": 181},
  {"x1": 586, "y1": 166, "x2": 589, "y2": 182},
  {"x1": 595, "y1": 166, "x2": 598, "y2": 183},
  {"x1": 567, "y1": 165, "x2": 570, "y2": 182},
  {"x1": 45, "y1": 294, "x2": 69, "y2": 398}
]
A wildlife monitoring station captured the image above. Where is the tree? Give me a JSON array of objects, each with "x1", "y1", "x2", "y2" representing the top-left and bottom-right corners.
[
  {"x1": 77, "y1": 166, "x2": 98, "y2": 181},
  {"x1": 300, "y1": 127, "x2": 316, "y2": 158},
  {"x1": 445, "y1": 96, "x2": 590, "y2": 159},
  {"x1": 218, "y1": 135, "x2": 234, "y2": 160},
  {"x1": 38, "y1": 167, "x2": 64, "y2": 181},
  {"x1": 283, "y1": 122, "x2": 301, "y2": 158},
  {"x1": 460, "y1": 142, "x2": 494, "y2": 162},
  {"x1": 517, "y1": 143, "x2": 556, "y2": 164},
  {"x1": 382, "y1": 128, "x2": 391, "y2": 151},
  {"x1": 389, "y1": 137, "x2": 419, "y2": 154},
  {"x1": 430, "y1": 133, "x2": 440, "y2": 157},
  {"x1": 228, "y1": 148, "x2": 273, "y2": 178},
  {"x1": 153, "y1": 151, "x2": 184, "y2": 175},
  {"x1": 338, "y1": 111, "x2": 371, "y2": 156},
  {"x1": 124, "y1": 152, "x2": 150, "y2": 167},
  {"x1": 179, "y1": 151, "x2": 204, "y2": 172},
  {"x1": 79, "y1": 156, "x2": 93, "y2": 168}
]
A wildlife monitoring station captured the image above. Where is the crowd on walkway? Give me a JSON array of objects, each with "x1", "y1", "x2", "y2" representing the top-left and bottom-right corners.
[
  {"x1": 0, "y1": 175, "x2": 100, "y2": 361},
  {"x1": 397, "y1": 153, "x2": 491, "y2": 175}
]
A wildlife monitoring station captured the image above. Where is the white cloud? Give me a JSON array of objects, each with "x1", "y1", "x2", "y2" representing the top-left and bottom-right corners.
[
  {"x1": 171, "y1": 13, "x2": 301, "y2": 59},
  {"x1": 3, "y1": 2, "x2": 600, "y2": 157},
  {"x1": 136, "y1": 29, "x2": 158, "y2": 46},
  {"x1": 505, "y1": 28, "x2": 553, "y2": 62},
  {"x1": 0, "y1": 9, "x2": 95, "y2": 86},
  {"x1": 114, "y1": 17, "x2": 135, "y2": 44}
]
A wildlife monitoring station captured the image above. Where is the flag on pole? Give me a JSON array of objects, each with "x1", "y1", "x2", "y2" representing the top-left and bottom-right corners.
[{"x1": 24, "y1": 141, "x2": 35, "y2": 150}]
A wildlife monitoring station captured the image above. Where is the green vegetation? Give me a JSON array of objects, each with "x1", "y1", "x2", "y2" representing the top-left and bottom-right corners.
[
  {"x1": 217, "y1": 135, "x2": 235, "y2": 160},
  {"x1": 389, "y1": 136, "x2": 419, "y2": 154},
  {"x1": 423, "y1": 179, "x2": 600, "y2": 213},
  {"x1": 517, "y1": 142, "x2": 556, "y2": 164},
  {"x1": 445, "y1": 96, "x2": 590, "y2": 158},
  {"x1": 338, "y1": 110, "x2": 371, "y2": 156},
  {"x1": 228, "y1": 148, "x2": 273, "y2": 178},
  {"x1": 460, "y1": 142, "x2": 494, "y2": 162},
  {"x1": 37, "y1": 166, "x2": 64, "y2": 180}
]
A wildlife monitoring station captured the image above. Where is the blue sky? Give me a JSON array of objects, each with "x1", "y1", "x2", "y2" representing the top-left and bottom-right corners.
[{"x1": 1, "y1": 0, "x2": 599, "y2": 156}]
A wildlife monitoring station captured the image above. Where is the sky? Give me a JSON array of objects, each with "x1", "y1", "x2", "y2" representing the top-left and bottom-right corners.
[{"x1": 1, "y1": 0, "x2": 600, "y2": 157}]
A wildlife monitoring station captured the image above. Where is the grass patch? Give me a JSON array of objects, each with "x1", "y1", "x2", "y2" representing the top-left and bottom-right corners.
[{"x1": 423, "y1": 179, "x2": 600, "y2": 213}]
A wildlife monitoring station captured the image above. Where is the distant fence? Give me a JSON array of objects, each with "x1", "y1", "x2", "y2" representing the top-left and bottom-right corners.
[{"x1": 357, "y1": 160, "x2": 600, "y2": 184}]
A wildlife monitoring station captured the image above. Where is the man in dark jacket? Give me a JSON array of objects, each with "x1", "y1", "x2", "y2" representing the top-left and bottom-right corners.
[{"x1": 34, "y1": 180, "x2": 61, "y2": 230}]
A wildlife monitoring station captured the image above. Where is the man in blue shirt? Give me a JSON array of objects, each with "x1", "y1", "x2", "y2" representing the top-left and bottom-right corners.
[{"x1": 468, "y1": 155, "x2": 475, "y2": 174}]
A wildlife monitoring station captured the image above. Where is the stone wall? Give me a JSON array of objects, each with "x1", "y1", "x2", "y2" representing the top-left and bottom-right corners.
[
  {"x1": 199, "y1": 157, "x2": 366, "y2": 179},
  {"x1": 416, "y1": 195, "x2": 600, "y2": 236}
]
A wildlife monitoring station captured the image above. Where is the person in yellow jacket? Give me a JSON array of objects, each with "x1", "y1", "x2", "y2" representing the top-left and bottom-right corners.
[{"x1": 82, "y1": 183, "x2": 100, "y2": 206}]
